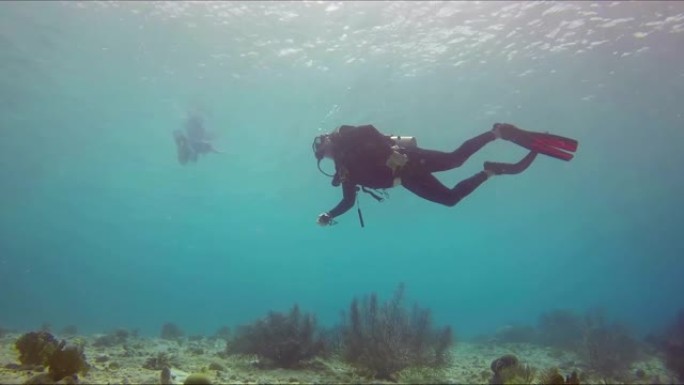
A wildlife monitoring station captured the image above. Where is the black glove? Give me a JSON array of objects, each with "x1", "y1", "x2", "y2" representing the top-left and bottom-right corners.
[{"x1": 316, "y1": 212, "x2": 333, "y2": 226}]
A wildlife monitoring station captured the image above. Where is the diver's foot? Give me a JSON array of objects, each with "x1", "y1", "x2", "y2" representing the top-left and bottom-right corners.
[
  {"x1": 492, "y1": 123, "x2": 527, "y2": 142},
  {"x1": 484, "y1": 151, "x2": 538, "y2": 175}
]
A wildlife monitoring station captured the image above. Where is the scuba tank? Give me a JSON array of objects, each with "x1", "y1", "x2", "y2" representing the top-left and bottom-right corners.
[{"x1": 389, "y1": 135, "x2": 417, "y2": 148}]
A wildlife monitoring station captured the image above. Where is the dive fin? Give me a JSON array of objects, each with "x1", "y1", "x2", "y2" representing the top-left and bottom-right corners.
[
  {"x1": 528, "y1": 138, "x2": 575, "y2": 161},
  {"x1": 497, "y1": 123, "x2": 578, "y2": 161},
  {"x1": 528, "y1": 132, "x2": 578, "y2": 153}
]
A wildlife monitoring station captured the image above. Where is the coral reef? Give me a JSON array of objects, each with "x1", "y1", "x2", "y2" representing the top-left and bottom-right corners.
[
  {"x1": 492, "y1": 324, "x2": 538, "y2": 344},
  {"x1": 92, "y1": 329, "x2": 130, "y2": 347},
  {"x1": 184, "y1": 373, "x2": 213, "y2": 384},
  {"x1": 143, "y1": 352, "x2": 179, "y2": 370},
  {"x1": 538, "y1": 367, "x2": 581, "y2": 385},
  {"x1": 22, "y1": 373, "x2": 57, "y2": 385},
  {"x1": 396, "y1": 366, "x2": 449, "y2": 384},
  {"x1": 539, "y1": 367, "x2": 565, "y2": 384},
  {"x1": 14, "y1": 331, "x2": 60, "y2": 366},
  {"x1": 59, "y1": 326, "x2": 78, "y2": 338},
  {"x1": 13, "y1": 331, "x2": 89, "y2": 383},
  {"x1": 489, "y1": 354, "x2": 534, "y2": 384},
  {"x1": 582, "y1": 312, "x2": 641, "y2": 378},
  {"x1": 6, "y1": 294, "x2": 681, "y2": 384},
  {"x1": 161, "y1": 323, "x2": 184, "y2": 341},
  {"x1": 537, "y1": 309, "x2": 584, "y2": 351},
  {"x1": 1, "y1": 321, "x2": 676, "y2": 385},
  {"x1": 490, "y1": 354, "x2": 519, "y2": 374},
  {"x1": 212, "y1": 326, "x2": 231, "y2": 341},
  {"x1": 662, "y1": 309, "x2": 684, "y2": 381},
  {"x1": 340, "y1": 283, "x2": 454, "y2": 381},
  {"x1": 47, "y1": 344, "x2": 89, "y2": 382},
  {"x1": 160, "y1": 366, "x2": 172, "y2": 385},
  {"x1": 226, "y1": 304, "x2": 325, "y2": 368},
  {"x1": 534, "y1": 308, "x2": 641, "y2": 380}
]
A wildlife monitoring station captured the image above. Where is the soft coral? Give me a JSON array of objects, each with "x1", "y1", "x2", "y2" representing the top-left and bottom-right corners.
[{"x1": 664, "y1": 310, "x2": 684, "y2": 381}]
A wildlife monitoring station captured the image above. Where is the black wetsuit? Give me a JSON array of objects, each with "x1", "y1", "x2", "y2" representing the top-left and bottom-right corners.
[{"x1": 327, "y1": 124, "x2": 496, "y2": 219}]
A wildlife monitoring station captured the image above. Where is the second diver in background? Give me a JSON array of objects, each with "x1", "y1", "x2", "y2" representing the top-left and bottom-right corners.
[{"x1": 173, "y1": 113, "x2": 222, "y2": 165}]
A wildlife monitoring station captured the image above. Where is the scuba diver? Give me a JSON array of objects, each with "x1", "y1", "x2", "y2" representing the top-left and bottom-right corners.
[
  {"x1": 173, "y1": 114, "x2": 222, "y2": 165},
  {"x1": 312, "y1": 123, "x2": 578, "y2": 227}
]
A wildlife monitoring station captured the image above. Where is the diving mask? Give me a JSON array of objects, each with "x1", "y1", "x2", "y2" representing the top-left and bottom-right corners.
[{"x1": 312, "y1": 134, "x2": 331, "y2": 161}]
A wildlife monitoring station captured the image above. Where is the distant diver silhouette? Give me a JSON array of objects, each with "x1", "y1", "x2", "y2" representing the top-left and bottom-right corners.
[{"x1": 173, "y1": 114, "x2": 222, "y2": 165}]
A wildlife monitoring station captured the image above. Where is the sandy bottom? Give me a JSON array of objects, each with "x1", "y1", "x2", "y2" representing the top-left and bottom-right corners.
[{"x1": 0, "y1": 333, "x2": 675, "y2": 384}]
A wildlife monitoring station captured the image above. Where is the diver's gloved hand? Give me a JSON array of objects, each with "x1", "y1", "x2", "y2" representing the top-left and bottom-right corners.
[{"x1": 317, "y1": 212, "x2": 334, "y2": 226}]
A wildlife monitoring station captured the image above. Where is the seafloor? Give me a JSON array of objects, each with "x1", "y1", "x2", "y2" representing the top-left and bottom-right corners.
[{"x1": 0, "y1": 332, "x2": 674, "y2": 384}]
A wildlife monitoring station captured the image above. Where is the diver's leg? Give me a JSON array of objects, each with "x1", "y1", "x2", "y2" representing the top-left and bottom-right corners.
[
  {"x1": 401, "y1": 171, "x2": 489, "y2": 207},
  {"x1": 408, "y1": 131, "x2": 496, "y2": 172},
  {"x1": 174, "y1": 133, "x2": 190, "y2": 165},
  {"x1": 484, "y1": 151, "x2": 538, "y2": 175}
]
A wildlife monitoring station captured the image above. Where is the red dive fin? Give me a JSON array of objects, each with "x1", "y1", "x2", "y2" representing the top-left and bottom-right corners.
[
  {"x1": 528, "y1": 137, "x2": 575, "y2": 161},
  {"x1": 529, "y1": 132, "x2": 578, "y2": 153}
]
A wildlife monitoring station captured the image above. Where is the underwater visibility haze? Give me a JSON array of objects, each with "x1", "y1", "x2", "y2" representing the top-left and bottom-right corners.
[{"x1": 1, "y1": 1, "x2": 684, "y2": 384}]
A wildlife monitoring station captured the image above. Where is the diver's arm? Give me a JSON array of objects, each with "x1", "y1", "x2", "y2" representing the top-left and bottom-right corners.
[
  {"x1": 207, "y1": 143, "x2": 224, "y2": 154},
  {"x1": 327, "y1": 181, "x2": 357, "y2": 218}
]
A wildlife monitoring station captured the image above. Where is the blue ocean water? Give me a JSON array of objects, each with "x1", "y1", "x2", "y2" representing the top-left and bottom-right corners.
[{"x1": 0, "y1": 0, "x2": 683, "y2": 343}]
